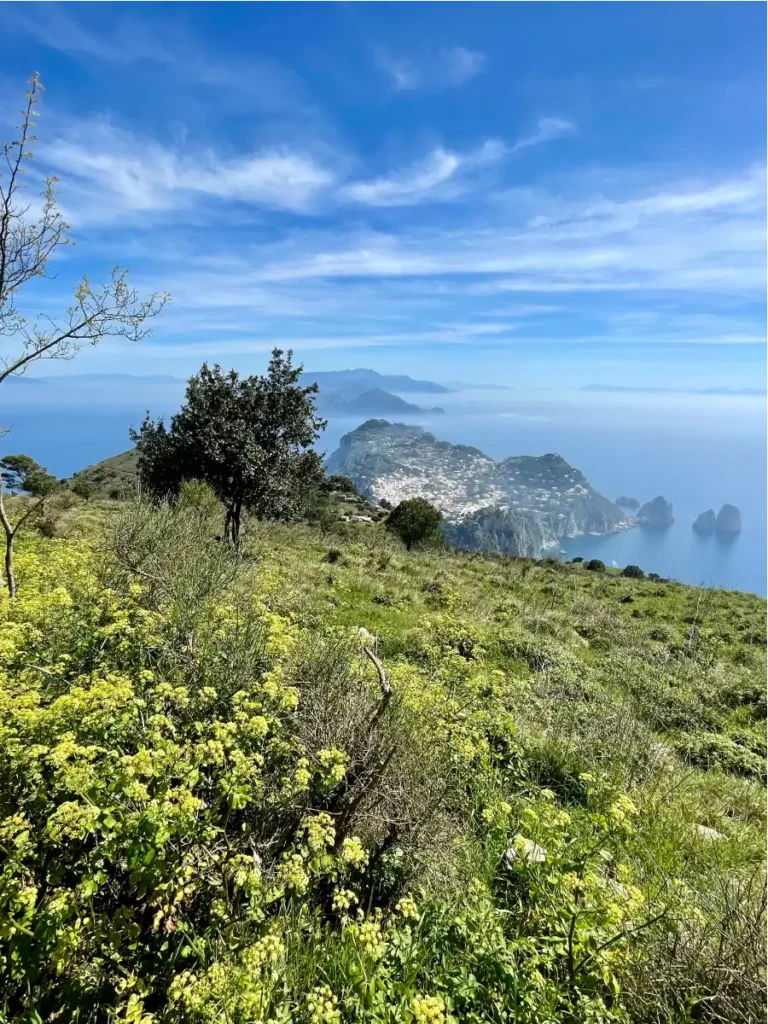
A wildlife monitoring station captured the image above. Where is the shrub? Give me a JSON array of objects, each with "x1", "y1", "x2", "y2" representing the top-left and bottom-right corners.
[
  {"x1": 570, "y1": 556, "x2": 584, "y2": 563},
  {"x1": 622, "y1": 564, "x2": 645, "y2": 579},
  {"x1": 586, "y1": 558, "x2": 606, "y2": 572},
  {"x1": 71, "y1": 478, "x2": 97, "y2": 501}
]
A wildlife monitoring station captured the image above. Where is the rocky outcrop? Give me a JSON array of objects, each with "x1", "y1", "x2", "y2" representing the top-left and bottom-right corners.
[
  {"x1": 327, "y1": 420, "x2": 631, "y2": 558},
  {"x1": 637, "y1": 496, "x2": 674, "y2": 528},
  {"x1": 616, "y1": 496, "x2": 640, "y2": 510},
  {"x1": 693, "y1": 509, "x2": 716, "y2": 534},
  {"x1": 716, "y1": 504, "x2": 742, "y2": 535}
]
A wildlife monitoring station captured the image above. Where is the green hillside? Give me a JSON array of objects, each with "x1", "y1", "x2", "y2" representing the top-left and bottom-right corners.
[
  {"x1": 0, "y1": 499, "x2": 765, "y2": 1023},
  {"x1": 70, "y1": 448, "x2": 139, "y2": 498}
]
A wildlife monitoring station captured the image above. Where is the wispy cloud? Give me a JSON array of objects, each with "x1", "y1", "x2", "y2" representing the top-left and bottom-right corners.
[
  {"x1": 374, "y1": 44, "x2": 487, "y2": 91},
  {"x1": 43, "y1": 120, "x2": 338, "y2": 219},
  {"x1": 511, "y1": 118, "x2": 575, "y2": 153},
  {"x1": 341, "y1": 140, "x2": 504, "y2": 207}
]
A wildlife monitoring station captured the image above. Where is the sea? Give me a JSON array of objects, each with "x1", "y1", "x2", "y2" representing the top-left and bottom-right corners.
[{"x1": 2, "y1": 379, "x2": 765, "y2": 597}]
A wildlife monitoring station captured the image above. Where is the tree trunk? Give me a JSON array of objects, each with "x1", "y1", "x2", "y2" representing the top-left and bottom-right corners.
[
  {"x1": 4, "y1": 533, "x2": 16, "y2": 600},
  {"x1": 0, "y1": 487, "x2": 15, "y2": 599},
  {"x1": 232, "y1": 499, "x2": 243, "y2": 549},
  {"x1": 224, "y1": 507, "x2": 232, "y2": 542}
]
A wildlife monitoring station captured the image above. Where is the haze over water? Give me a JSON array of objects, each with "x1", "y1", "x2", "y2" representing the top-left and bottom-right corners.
[{"x1": 3, "y1": 379, "x2": 764, "y2": 596}]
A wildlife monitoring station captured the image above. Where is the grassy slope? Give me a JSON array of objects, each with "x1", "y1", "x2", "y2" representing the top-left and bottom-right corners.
[
  {"x1": 69, "y1": 448, "x2": 138, "y2": 496},
  {"x1": 3, "y1": 501, "x2": 766, "y2": 1021}
]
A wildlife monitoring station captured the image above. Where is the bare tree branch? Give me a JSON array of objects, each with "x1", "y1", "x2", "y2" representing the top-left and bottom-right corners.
[{"x1": 0, "y1": 73, "x2": 169, "y2": 399}]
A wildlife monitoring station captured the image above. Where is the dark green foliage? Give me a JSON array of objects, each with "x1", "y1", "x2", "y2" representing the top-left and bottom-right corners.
[
  {"x1": 570, "y1": 556, "x2": 584, "y2": 563},
  {"x1": 623, "y1": 564, "x2": 645, "y2": 579},
  {"x1": 0, "y1": 454, "x2": 57, "y2": 497},
  {"x1": 586, "y1": 558, "x2": 606, "y2": 572},
  {"x1": 386, "y1": 497, "x2": 442, "y2": 551},
  {"x1": 319, "y1": 474, "x2": 358, "y2": 495},
  {"x1": 132, "y1": 349, "x2": 325, "y2": 543}
]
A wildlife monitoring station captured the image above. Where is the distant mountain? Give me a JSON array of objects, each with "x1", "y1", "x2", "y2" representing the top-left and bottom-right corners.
[
  {"x1": 326, "y1": 419, "x2": 631, "y2": 558},
  {"x1": 581, "y1": 384, "x2": 765, "y2": 396},
  {"x1": 319, "y1": 388, "x2": 444, "y2": 416},
  {"x1": 301, "y1": 368, "x2": 452, "y2": 394},
  {"x1": 42, "y1": 374, "x2": 184, "y2": 386},
  {"x1": 3, "y1": 376, "x2": 48, "y2": 386}
]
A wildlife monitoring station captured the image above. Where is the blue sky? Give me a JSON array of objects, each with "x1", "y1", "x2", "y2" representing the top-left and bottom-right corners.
[{"x1": 1, "y1": 1, "x2": 765, "y2": 388}]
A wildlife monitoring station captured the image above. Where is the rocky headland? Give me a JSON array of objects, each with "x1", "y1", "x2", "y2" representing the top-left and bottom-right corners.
[{"x1": 326, "y1": 420, "x2": 633, "y2": 557}]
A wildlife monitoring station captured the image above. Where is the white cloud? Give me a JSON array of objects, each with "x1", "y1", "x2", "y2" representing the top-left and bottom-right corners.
[
  {"x1": 341, "y1": 140, "x2": 504, "y2": 207},
  {"x1": 375, "y1": 44, "x2": 487, "y2": 91},
  {"x1": 44, "y1": 121, "x2": 337, "y2": 218},
  {"x1": 511, "y1": 118, "x2": 575, "y2": 153},
  {"x1": 439, "y1": 46, "x2": 488, "y2": 87}
]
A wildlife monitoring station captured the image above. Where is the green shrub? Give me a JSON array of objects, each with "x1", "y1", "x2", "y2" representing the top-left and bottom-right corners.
[
  {"x1": 587, "y1": 558, "x2": 606, "y2": 572},
  {"x1": 622, "y1": 564, "x2": 645, "y2": 579}
]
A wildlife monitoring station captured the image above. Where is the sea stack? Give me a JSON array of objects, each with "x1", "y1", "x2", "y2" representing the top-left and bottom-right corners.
[
  {"x1": 693, "y1": 509, "x2": 716, "y2": 534},
  {"x1": 637, "y1": 496, "x2": 674, "y2": 528},
  {"x1": 715, "y1": 504, "x2": 742, "y2": 535}
]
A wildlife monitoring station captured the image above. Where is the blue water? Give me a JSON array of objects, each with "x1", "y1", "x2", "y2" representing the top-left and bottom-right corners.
[{"x1": 2, "y1": 382, "x2": 765, "y2": 596}]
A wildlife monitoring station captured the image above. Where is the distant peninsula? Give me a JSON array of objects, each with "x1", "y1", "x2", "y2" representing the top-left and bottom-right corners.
[
  {"x1": 326, "y1": 419, "x2": 632, "y2": 558},
  {"x1": 319, "y1": 388, "x2": 444, "y2": 416}
]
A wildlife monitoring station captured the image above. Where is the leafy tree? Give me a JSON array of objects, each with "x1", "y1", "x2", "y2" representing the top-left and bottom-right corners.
[
  {"x1": 622, "y1": 564, "x2": 645, "y2": 579},
  {"x1": 386, "y1": 497, "x2": 442, "y2": 551},
  {"x1": 586, "y1": 558, "x2": 606, "y2": 572},
  {"x1": 570, "y1": 556, "x2": 584, "y2": 564},
  {"x1": 319, "y1": 474, "x2": 358, "y2": 495},
  {"x1": 133, "y1": 350, "x2": 326, "y2": 545},
  {"x1": 0, "y1": 74, "x2": 167, "y2": 434},
  {"x1": 0, "y1": 455, "x2": 60, "y2": 596}
]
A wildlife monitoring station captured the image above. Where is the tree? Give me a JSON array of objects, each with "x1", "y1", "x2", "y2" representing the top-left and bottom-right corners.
[
  {"x1": 0, "y1": 74, "x2": 167, "y2": 433},
  {"x1": 0, "y1": 454, "x2": 60, "y2": 597},
  {"x1": 386, "y1": 497, "x2": 442, "y2": 551},
  {"x1": 133, "y1": 350, "x2": 326, "y2": 545},
  {"x1": 586, "y1": 558, "x2": 606, "y2": 572}
]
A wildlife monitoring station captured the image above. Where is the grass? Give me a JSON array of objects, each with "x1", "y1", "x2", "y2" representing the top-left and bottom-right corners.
[{"x1": 0, "y1": 497, "x2": 764, "y2": 1023}]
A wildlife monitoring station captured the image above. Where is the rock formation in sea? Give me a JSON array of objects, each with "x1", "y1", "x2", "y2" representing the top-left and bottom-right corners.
[
  {"x1": 693, "y1": 509, "x2": 716, "y2": 534},
  {"x1": 616, "y1": 496, "x2": 640, "y2": 510},
  {"x1": 637, "y1": 496, "x2": 674, "y2": 528},
  {"x1": 715, "y1": 504, "x2": 742, "y2": 535}
]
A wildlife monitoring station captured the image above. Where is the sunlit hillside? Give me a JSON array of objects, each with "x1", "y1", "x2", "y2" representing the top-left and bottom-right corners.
[{"x1": 1, "y1": 495, "x2": 764, "y2": 1023}]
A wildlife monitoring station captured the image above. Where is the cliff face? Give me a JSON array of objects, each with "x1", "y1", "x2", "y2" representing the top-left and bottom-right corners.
[
  {"x1": 693, "y1": 509, "x2": 716, "y2": 534},
  {"x1": 638, "y1": 496, "x2": 674, "y2": 527},
  {"x1": 716, "y1": 504, "x2": 742, "y2": 534},
  {"x1": 326, "y1": 420, "x2": 630, "y2": 557}
]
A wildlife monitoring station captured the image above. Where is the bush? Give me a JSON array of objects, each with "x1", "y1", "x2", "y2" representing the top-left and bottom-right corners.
[
  {"x1": 71, "y1": 478, "x2": 97, "y2": 501},
  {"x1": 586, "y1": 558, "x2": 606, "y2": 572},
  {"x1": 622, "y1": 564, "x2": 645, "y2": 579},
  {"x1": 570, "y1": 556, "x2": 584, "y2": 563}
]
